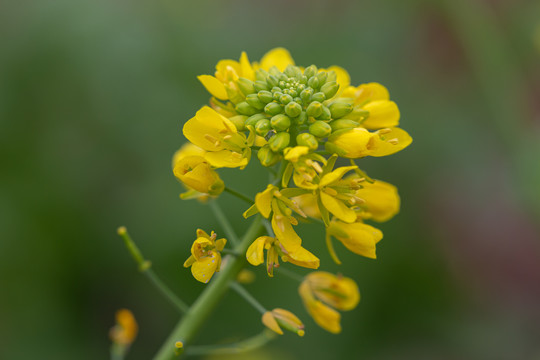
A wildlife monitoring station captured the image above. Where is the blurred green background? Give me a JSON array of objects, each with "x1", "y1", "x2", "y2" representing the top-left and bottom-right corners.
[{"x1": 1, "y1": 0, "x2": 540, "y2": 359}]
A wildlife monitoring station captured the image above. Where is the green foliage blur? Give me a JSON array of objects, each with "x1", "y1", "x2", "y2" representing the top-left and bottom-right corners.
[{"x1": 1, "y1": 0, "x2": 539, "y2": 359}]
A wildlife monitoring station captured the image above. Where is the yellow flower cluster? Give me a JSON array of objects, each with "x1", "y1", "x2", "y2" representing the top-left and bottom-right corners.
[{"x1": 175, "y1": 48, "x2": 411, "y2": 334}]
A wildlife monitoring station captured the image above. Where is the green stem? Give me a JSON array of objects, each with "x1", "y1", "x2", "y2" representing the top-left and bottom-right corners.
[
  {"x1": 277, "y1": 267, "x2": 304, "y2": 283},
  {"x1": 230, "y1": 282, "x2": 267, "y2": 314},
  {"x1": 224, "y1": 187, "x2": 254, "y2": 204},
  {"x1": 153, "y1": 216, "x2": 265, "y2": 360},
  {"x1": 209, "y1": 200, "x2": 240, "y2": 246},
  {"x1": 117, "y1": 227, "x2": 189, "y2": 314},
  {"x1": 184, "y1": 330, "x2": 277, "y2": 356},
  {"x1": 110, "y1": 343, "x2": 125, "y2": 360}
]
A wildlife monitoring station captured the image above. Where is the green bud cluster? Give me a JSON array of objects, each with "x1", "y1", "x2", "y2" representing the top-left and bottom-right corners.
[{"x1": 229, "y1": 63, "x2": 362, "y2": 165}]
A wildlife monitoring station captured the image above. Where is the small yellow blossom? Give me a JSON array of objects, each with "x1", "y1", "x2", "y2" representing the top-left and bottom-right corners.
[
  {"x1": 183, "y1": 106, "x2": 250, "y2": 168},
  {"x1": 262, "y1": 308, "x2": 305, "y2": 336},
  {"x1": 326, "y1": 219, "x2": 383, "y2": 260},
  {"x1": 326, "y1": 127, "x2": 412, "y2": 158},
  {"x1": 246, "y1": 236, "x2": 319, "y2": 276},
  {"x1": 353, "y1": 178, "x2": 400, "y2": 222},
  {"x1": 299, "y1": 272, "x2": 360, "y2": 333},
  {"x1": 173, "y1": 155, "x2": 224, "y2": 196},
  {"x1": 183, "y1": 229, "x2": 227, "y2": 283},
  {"x1": 110, "y1": 309, "x2": 138, "y2": 346},
  {"x1": 292, "y1": 193, "x2": 321, "y2": 219}
]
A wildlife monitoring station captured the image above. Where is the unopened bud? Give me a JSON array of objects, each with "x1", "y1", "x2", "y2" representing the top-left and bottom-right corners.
[
  {"x1": 285, "y1": 101, "x2": 302, "y2": 118},
  {"x1": 330, "y1": 119, "x2": 359, "y2": 131},
  {"x1": 321, "y1": 81, "x2": 339, "y2": 99},
  {"x1": 245, "y1": 113, "x2": 268, "y2": 128},
  {"x1": 284, "y1": 65, "x2": 302, "y2": 78},
  {"x1": 309, "y1": 120, "x2": 332, "y2": 138},
  {"x1": 257, "y1": 90, "x2": 274, "y2": 103},
  {"x1": 271, "y1": 114, "x2": 291, "y2": 131},
  {"x1": 257, "y1": 144, "x2": 281, "y2": 167},
  {"x1": 316, "y1": 71, "x2": 327, "y2": 85},
  {"x1": 236, "y1": 77, "x2": 256, "y2": 96},
  {"x1": 246, "y1": 94, "x2": 266, "y2": 110},
  {"x1": 304, "y1": 65, "x2": 318, "y2": 79},
  {"x1": 236, "y1": 102, "x2": 259, "y2": 116},
  {"x1": 318, "y1": 105, "x2": 332, "y2": 120},
  {"x1": 300, "y1": 88, "x2": 313, "y2": 103},
  {"x1": 296, "y1": 111, "x2": 308, "y2": 125},
  {"x1": 254, "y1": 80, "x2": 270, "y2": 92},
  {"x1": 255, "y1": 119, "x2": 271, "y2": 136},
  {"x1": 280, "y1": 94, "x2": 293, "y2": 105},
  {"x1": 264, "y1": 102, "x2": 283, "y2": 116},
  {"x1": 229, "y1": 115, "x2": 247, "y2": 131},
  {"x1": 267, "y1": 75, "x2": 279, "y2": 87},
  {"x1": 329, "y1": 101, "x2": 353, "y2": 119},
  {"x1": 255, "y1": 69, "x2": 268, "y2": 81},
  {"x1": 306, "y1": 101, "x2": 323, "y2": 118},
  {"x1": 297, "y1": 133, "x2": 319, "y2": 150},
  {"x1": 310, "y1": 92, "x2": 326, "y2": 103},
  {"x1": 307, "y1": 76, "x2": 320, "y2": 89},
  {"x1": 269, "y1": 132, "x2": 290, "y2": 152}
]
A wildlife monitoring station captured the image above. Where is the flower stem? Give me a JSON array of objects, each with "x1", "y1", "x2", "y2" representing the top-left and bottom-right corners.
[
  {"x1": 224, "y1": 187, "x2": 254, "y2": 204},
  {"x1": 209, "y1": 200, "x2": 240, "y2": 246},
  {"x1": 277, "y1": 267, "x2": 304, "y2": 283},
  {"x1": 184, "y1": 329, "x2": 277, "y2": 356},
  {"x1": 117, "y1": 227, "x2": 189, "y2": 314},
  {"x1": 230, "y1": 281, "x2": 267, "y2": 314},
  {"x1": 153, "y1": 216, "x2": 264, "y2": 360}
]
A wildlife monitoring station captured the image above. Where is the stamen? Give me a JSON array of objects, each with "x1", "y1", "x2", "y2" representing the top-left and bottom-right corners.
[
  {"x1": 204, "y1": 134, "x2": 221, "y2": 147},
  {"x1": 387, "y1": 138, "x2": 399, "y2": 145},
  {"x1": 324, "y1": 187, "x2": 338, "y2": 196},
  {"x1": 378, "y1": 128, "x2": 392, "y2": 135}
]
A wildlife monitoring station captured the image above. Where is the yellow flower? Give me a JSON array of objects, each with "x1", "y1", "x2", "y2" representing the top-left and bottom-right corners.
[
  {"x1": 325, "y1": 127, "x2": 412, "y2": 158},
  {"x1": 172, "y1": 142, "x2": 206, "y2": 168},
  {"x1": 173, "y1": 155, "x2": 224, "y2": 196},
  {"x1": 299, "y1": 272, "x2": 360, "y2": 333},
  {"x1": 110, "y1": 309, "x2": 138, "y2": 346},
  {"x1": 326, "y1": 219, "x2": 383, "y2": 260},
  {"x1": 183, "y1": 229, "x2": 227, "y2": 283},
  {"x1": 246, "y1": 236, "x2": 319, "y2": 276},
  {"x1": 353, "y1": 178, "x2": 400, "y2": 222},
  {"x1": 292, "y1": 193, "x2": 321, "y2": 219},
  {"x1": 284, "y1": 147, "x2": 327, "y2": 190},
  {"x1": 183, "y1": 106, "x2": 250, "y2": 168},
  {"x1": 262, "y1": 308, "x2": 305, "y2": 336},
  {"x1": 254, "y1": 47, "x2": 295, "y2": 72},
  {"x1": 243, "y1": 185, "x2": 308, "y2": 253}
]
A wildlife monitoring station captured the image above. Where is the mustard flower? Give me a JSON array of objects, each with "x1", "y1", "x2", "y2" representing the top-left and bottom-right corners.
[
  {"x1": 110, "y1": 309, "x2": 138, "y2": 346},
  {"x1": 173, "y1": 155, "x2": 224, "y2": 196},
  {"x1": 183, "y1": 229, "x2": 227, "y2": 283},
  {"x1": 353, "y1": 178, "x2": 400, "y2": 222},
  {"x1": 262, "y1": 308, "x2": 305, "y2": 336},
  {"x1": 326, "y1": 219, "x2": 383, "y2": 261},
  {"x1": 246, "y1": 236, "x2": 319, "y2": 277},
  {"x1": 299, "y1": 272, "x2": 360, "y2": 333}
]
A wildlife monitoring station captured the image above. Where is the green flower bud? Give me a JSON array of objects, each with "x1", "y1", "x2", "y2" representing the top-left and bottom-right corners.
[
  {"x1": 296, "y1": 132, "x2": 319, "y2": 150},
  {"x1": 285, "y1": 102, "x2": 302, "y2": 118},
  {"x1": 268, "y1": 132, "x2": 290, "y2": 152},
  {"x1": 318, "y1": 105, "x2": 332, "y2": 120},
  {"x1": 326, "y1": 70, "x2": 337, "y2": 83},
  {"x1": 316, "y1": 71, "x2": 327, "y2": 85},
  {"x1": 321, "y1": 81, "x2": 339, "y2": 99},
  {"x1": 273, "y1": 92, "x2": 283, "y2": 100},
  {"x1": 306, "y1": 101, "x2": 323, "y2": 118},
  {"x1": 237, "y1": 78, "x2": 256, "y2": 96},
  {"x1": 329, "y1": 101, "x2": 353, "y2": 119},
  {"x1": 280, "y1": 94, "x2": 293, "y2": 105},
  {"x1": 304, "y1": 65, "x2": 317, "y2": 79},
  {"x1": 258, "y1": 145, "x2": 281, "y2": 167},
  {"x1": 307, "y1": 76, "x2": 319, "y2": 89},
  {"x1": 329, "y1": 119, "x2": 359, "y2": 131},
  {"x1": 267, "y1": 75, "x2": 279, "y2": 87},
  {"x1": 284, "y1": 65, "x2": 301, "y2": 78},
  {"x1": 310, "y1": 92, "x2": 326, "y2": 103},
  {"x1": 255, "y1": 69, "x2": 268, "y2": 82},
  {"x1": 258, "y1": 90, "x2": 274, "y2": 103},
  {"x1": 224, "y1": 84, "x2": 244, "y2": 104},
  {"x1": 309, "y1": 120, "x2": 332, "y2": 138},
  {"x1": 271, "y1": 114, "x2": 291, "y2": 131},
  {"x1": 264, "y1": 102, "x2": 283, "y2": 116},
  {"x1": 236, "y1": 102, "x2": 259, "y2": 116},
  {"x1": 300, "y1": 88, "x2": 313, "y2": 103},
  {"x1": 254, "y1": 80, "x2": 270, "y2": 92},
  {"x1": 271, "y1": 86, "x2": 281, "y2": 93},
  {"x1": 268, "y1": 67, "x2": 281, "y2": 76},
  {"x1": 229, "y1": 115, "x2": 248, "y2": 131},
  {"x1": 278, "y1": 73, "x2": 288, "y2": 82},
  {"x1": 296, "y1": 111, "x2": 307, "y2": 125},
  {"x1": 255, "y1": 119, "x2": 271, "y2": 136},
  {"x1": 246, "y1": 94, "x2": 266, "y2": 110},
  {"x1": 246, "y1": 113, "x2": 268, "y2": 128}
]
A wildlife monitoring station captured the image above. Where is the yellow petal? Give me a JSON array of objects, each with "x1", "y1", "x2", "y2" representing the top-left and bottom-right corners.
[
  {"x1": 326, "y1": 127, "x2": 374, "y2": 158},
  {"x1": 172, "y1": 143, "x2": 205, "y2": 169},
  {"x1": 197, "y1": 75, "x2": 228, "y2": 100},
  {"x1": 284, "y1": 146, "x2": 310, "y2": 162},
  {"x1": 271, "y1": 213, "x2": 301, "y2": 251},
  {"x1": 367, "y1": 127, "x2": 412, "y2": 157},
  {"x1": 320, "y1": 192, "x2": 357, "y2": 223},
  {"x1": 319, "y1": 166, "x2": 357, "y2": 187},
  {"x1": 183, "y1": 106, "x2": 236, "y2": 151},
  {"x1": 215, "y1": 238, "x2": 227, "y2": 251},
  {"x1": 262, "y1": 311, "x2": 284, "y2": 335},
  {"x1": 239, "y1": 51, "x2": 255, "y2": 80},
  {"x1": 260, "y1": 47, "x2": 295, "y2": 72},
  {"x1": 246, "y1": 237, "x2": 268, "y2": 266},
  {"x1": 305, "y1": 299, "x2": 342, "y2": 334},
  {"x1": 326, "y1": 65, "x2": 350, "y2": 91},
  {"x1": 255, "y1": 185, "x2": 276, "y2": 218},
  {"x1": 204, "y1": 150, "x2": 248, "y2": 169},
  {"x1": 285, "y1": 245, "x2": 320, "y2": 269},
  {"x1": 329, "y1": 221, "x2": 382, "y2": 258},
  {"x1": 356, "y1": 180, "x2": 400, "y2": 222},
  {"x1": 354, "y1": 82, "x2": 390, "y2": 103},
  {"x1": 306, "y1": 272, "x2": 360, "y2": 311},
  {"x1": 362, "y1": 100, "x2": 400, "y2": 129},
  {"x1": 190, "y1": 252, "x2": 220, "y2": 283}
]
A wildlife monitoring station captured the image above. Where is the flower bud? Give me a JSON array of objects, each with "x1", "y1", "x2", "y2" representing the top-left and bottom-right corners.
[
  {"x1": 309, "y1": 121, "x2": 332, "y2": 138},
  {"x1": 321, "y1": 81, "x2": 339, "y2": 99},
  {"x1": 255, "y1": 68, "x2": 268, "y2": 81},
  {"x1": 310, "y1": 92, "x2": 326, "y2": 103},
  {"x1": 257, "y1": 144, "x2": 281, "y2": 167},
  {"x1": 303, "y1": 65, "x2": 318, "y2": 79},
  {"x1": 262, "y1": 309, "x2": 305, "y2": 336},
  {"x1": 307, "y1": 76, "x2": 320, "y2": 89},
  {"x1": 254, "y1": 80, "x2": 270, "y2": 92},
  {"x1": 228, "y1": 115, "x2": 247, "y2": 131},
  {"x1": 236, "y1": 77, "x2": 255, "y2": 95},
  {"x1": 267, "y1": 74, "x2": 279, "y2": 87},
  {"x1": 329, "y1": 101, "x2": 353, "y2": 119},
  {"x1": 296, "y1": 133, "x2": 319, "y2": 150},
  {"x1": 269, "y1": 132, "x2": 290, "y2": 152},
  {"x1": 316, "y1": 71, "x2": 327, "y2": 85},
  {"x1": 246, "y1": 94, "x2": 265, "y2": 110},
  {"x1": 318, "y1": 105, "x2": 332, "y2": 120},
  {"x1": 235, "y1": 102, "x2": 258, "y2": 116},
  {"x1": 329, "y1": 119, "x2": 359, "y2": 132},
  {"x1": 300, "y1": 88, "x2": 313, "y2": 103},
  {"x1": 257, "y1": 90, "x2": 274, "y2": 103},
  {"x1": 306, "y1": 101, "x2": 323, "y2": 118},
  {"x1": 264, "y1": 102, "x2": 283, "y2": 116},
  {"x1": 255, "y1": 119, "x2": 271, "y2": 136},
  {"x1": 296, "y1": 111, "x2": 308, "y2": 125},
  {"x1": 280, "y1": 94, "x2": 293, "y2": 104},
  {"x1": 273, "y1": 91, "x2": 283, "y2": 100},
  {"x1": 285, "y1": 101, "x2": 302, "y2": 118},
  {"x1": 245, "y1": 113, "x2": 268, "y2": 128},
  {"x1": 271, "y1": 114, "x2": 291, "y2": 131}
]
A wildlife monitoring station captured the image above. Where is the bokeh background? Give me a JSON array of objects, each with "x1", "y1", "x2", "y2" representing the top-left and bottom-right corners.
[{"x1": 1, "y1": 0, "x2": 540, "y2": 359}]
